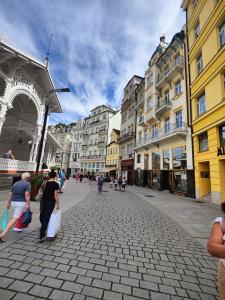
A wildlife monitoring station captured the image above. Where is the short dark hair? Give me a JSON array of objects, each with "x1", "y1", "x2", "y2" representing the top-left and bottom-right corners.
[
  {"x1": 49, "y1": 171, "x2": 57, "y2": 178},
  {"x1": 221, "y1": 202, "x2": 225, "y2": 213}
]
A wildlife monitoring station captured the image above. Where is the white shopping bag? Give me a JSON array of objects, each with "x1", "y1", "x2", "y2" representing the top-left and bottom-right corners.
[{"x1": 47, "y1": 209, "x2": 61, "y2": 238}]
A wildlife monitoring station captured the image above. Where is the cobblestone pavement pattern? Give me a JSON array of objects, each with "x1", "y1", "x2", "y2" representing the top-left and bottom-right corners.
[{"x1": 0, "y1": 183, "x2": 218, "y2": 300}]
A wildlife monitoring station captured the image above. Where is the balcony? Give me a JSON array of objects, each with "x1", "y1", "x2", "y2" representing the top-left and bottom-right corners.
[
  {"x1": 82, "y1": 144, "x2": 88, "y2": 150},
  {"x1": 0, "y1": 158, "x2": 36, "y2": 173},
  {"x1": 120, "y1": 153, "x2": 134, "y2": 161},
  {"x1": 98, "y1": 129, "x2": 106, "y2": 135},
  {"x1": 134, "y1": 122, "x2": 188, "y2": 150},
  {"x1": 138, "y1": 115, "x2": 145, "y2": 127},
  {"x1": 156, "y1": 56, "x2": 184, "y2": 89},
  {"x1": 117, "y1": 131, "x2": 135, "y2": 144},
  {"x1": 80, "y1": 155, "x2": 105, "y2": 161},
  {"x1": 155, "y1": 98, "x2": 172, "y2": 119},
  {"x1": 98, "y1": 142, "x2": 106, "y2": 147}
]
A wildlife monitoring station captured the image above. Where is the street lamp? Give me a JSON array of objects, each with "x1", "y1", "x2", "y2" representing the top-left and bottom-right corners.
[{"x1": 36, "y1": 87, "x2": 70, "y2": 172}]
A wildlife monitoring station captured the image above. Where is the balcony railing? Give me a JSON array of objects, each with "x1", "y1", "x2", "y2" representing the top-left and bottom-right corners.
[
  {"x1": 0, "y1": 159, "x2": 37, "y2": 173},
  {"x1": 80, "y1": 155, "x2": 105, "y2": 161},
  {"x1": 156, "y1": 56, "x2": 184, "y2": 88},
  {"x1": 98, "y1": 142, "x2": 107, "y2": 147},
  {"x1": 155, "y1": 98, "x2": 172, "y2": 119},
  {"x1": 135, "y1": 122, "x2": 188, "y2": 148},
  {"x1": 117, "y1": 131, "x2": 135, "y2": 144}
]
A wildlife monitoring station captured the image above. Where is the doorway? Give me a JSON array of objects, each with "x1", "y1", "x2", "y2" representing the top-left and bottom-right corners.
[
  {"x1": 219, "y1": 159, "x2": 225, "y2": 202},
  {"x1": 161, "y1": 170, "x2": 169, "y2": 190},
  {"x1": 198, "y1": 161, "x2": 211, "y2": 199}
]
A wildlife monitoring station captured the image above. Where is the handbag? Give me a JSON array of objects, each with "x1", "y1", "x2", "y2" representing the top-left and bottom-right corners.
[
  {"x1": 0, "y1": 209, "x2": 9, "y2": 231},
  {"x1": 47, "y1": 210, "x2": 61, "y2": 238},
  {"x1": 22, "y1": 208, "x2": 33, "y2": 225},
  {"x1": 14, "y1": 211, "x2": 28, "y2": 230},
  {"x1": 35, "y1": 180, "x2": 47, "y2": 201}
]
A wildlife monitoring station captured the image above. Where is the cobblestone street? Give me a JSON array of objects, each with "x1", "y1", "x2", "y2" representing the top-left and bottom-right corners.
[{"x1": 0, "y1": 181, "x2": 218, "y2": 300}]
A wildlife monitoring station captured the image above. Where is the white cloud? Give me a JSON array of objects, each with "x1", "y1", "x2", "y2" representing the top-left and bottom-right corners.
[{"x1": 0, "y1": 0, "x2": 185, "y2": 124}]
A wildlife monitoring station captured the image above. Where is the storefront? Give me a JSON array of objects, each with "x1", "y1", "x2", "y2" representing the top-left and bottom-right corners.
[{"x1": 121, "y1": 159, "x2": 134, "y2": 185}]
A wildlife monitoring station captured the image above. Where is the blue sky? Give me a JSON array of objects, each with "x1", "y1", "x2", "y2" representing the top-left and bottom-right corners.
[{"x1": 0, "y1": 0, "x2": 185, "y2": 124}]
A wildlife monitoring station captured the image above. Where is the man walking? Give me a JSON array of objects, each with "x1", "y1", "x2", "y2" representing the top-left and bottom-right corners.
[{"x1": 97, "y1": 175, "x2": 104, "y2": 194}]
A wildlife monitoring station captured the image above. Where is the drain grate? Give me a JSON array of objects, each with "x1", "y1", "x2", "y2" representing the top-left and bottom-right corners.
[{"x1": 144, "y1": 195, "x2": 154, "y2": 197}]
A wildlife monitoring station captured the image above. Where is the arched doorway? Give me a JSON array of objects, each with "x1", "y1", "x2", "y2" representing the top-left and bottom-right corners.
[{"x1": 0, "y1": 94, "x2": 38, "y2": 161}]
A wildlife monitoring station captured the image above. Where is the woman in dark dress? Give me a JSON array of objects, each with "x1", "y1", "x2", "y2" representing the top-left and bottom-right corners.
[{"x1": 39, "y1": 171, "x2": 60, "y2": 242}]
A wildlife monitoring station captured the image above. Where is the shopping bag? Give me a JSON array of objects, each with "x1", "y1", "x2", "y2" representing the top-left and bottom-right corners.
[
  {"x1": 0, "y1": 209, "x2": 9, "y2": 231},
  {"x1": 22, "y1": 208, "x2": 32, "y2": 225},
  {"x1": 47, "y1": 210, "x2": 61, "y2": 238},
  {"x1": 14, "y1": 212, "x2": 28, "y2": 230}
]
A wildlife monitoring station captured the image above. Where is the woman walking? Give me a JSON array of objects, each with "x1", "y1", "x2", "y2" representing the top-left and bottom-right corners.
[
  {"x1": 97, "y1": 175, "x2": 104, "y2": 194},
  {"x1": 39, "y1": 170, "x2": 60, "y2": 242},
  {"x1": 0, "y1": 172, "x2": 31, "y2": 242},
  {"x1": 208, "y1": 202, "x2": 225, "y2": 299}
]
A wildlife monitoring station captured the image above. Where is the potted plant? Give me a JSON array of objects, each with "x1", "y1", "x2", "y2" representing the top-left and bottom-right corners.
[{"x1": 30, "y1": 172, "x2": 44, "y2": 201}]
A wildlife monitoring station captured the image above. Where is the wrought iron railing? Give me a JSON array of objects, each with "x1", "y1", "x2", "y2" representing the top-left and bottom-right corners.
[{"x1": 0, "y1": 159, "x2": 36, "y2": 172}]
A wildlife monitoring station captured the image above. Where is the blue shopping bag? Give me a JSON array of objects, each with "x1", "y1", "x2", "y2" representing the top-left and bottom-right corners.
[
  {"x1": 22, "y1": 208, "x2": 32, "y2": 225},
  {"x1": 0, "y1": 209, "x2": 9, "y2": 231}
]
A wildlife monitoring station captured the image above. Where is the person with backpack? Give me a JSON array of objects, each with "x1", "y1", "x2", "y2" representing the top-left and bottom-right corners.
[
  {"x1": 208, "y1": 202, "x2": 225, "y2": 299},
  {"x1": 97, "y1": 175, "x2": 104, "y2": 194}
]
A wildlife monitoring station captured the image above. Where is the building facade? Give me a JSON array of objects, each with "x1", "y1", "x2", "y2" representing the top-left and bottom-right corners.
[
  {"x1": 49, "y1": 126, "x2": 73, "y2": 172},
  {"x1": 182, "y1": 0, "x2": 225, "y2": 204},
  {"x1": 69, "y1": 120, "x2": 85, "y2": 176},
  {"x1": 80, "y1": 105, "x2": 116, "y2": 175},
  {"x1": 134, "y1": 32, "x2": 194, "y2": 197},
  {"x1": 118, "y1": 75, "x2": 143, "y2": 185},
  {"x1": 106, "y1": 129, "x2": 120, "y2": 178},
  {"x1": 0, "y1": 40, "x2": 62, "y2": 179}
]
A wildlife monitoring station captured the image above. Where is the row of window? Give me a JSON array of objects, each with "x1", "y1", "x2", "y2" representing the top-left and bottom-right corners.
[
  {"x1": 83, "y1": 125, "x2": 107, "y2": 135},
  {"x1": 198, "y1": 124, "x2": 225, "y2": 152},
  {"x1": 120, "y1": 143, "x2": 133, "y2": 156},
  {"x1": 83, "y1": 150, "x2": 105, "y2": 156},
  {"x1": 107, "y1": 147, "x2": 118, "y2": 155},
  {"x1": 121, "y1": 124, "x2": 134, "y2": 136},
  {"x1": 137, "y1": 146, "x2": 187, "y2": 170},
  {"x1": 138, "y1": 110, "x2": 183, "y2": 140},
  {"x1": 84, "y1": 137, "x2": 106, "y2": 145},
  {"x1": 81, "y1": 162, "x2": 105, "y2": 169},
  {"x1": 106, "y1": 160, "x2": 118, "y2": 166},
  {"x1": 194, "y1": 19, "x2": 224, "y2": 77}
]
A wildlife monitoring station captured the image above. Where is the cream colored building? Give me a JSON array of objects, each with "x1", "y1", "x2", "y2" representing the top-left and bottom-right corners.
[
  {"x1": 119, "y1": 75, "x2": 143, "y2": 185},
  {"x1": 134, "y1": 33, "x2": 194, "y2": 197}
]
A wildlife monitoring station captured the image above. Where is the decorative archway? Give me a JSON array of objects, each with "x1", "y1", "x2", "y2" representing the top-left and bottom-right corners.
[{"x1": 0, "y1": 93, "x2": 39, "y2": 161}]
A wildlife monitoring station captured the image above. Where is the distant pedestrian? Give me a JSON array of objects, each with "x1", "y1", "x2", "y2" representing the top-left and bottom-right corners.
[
  {"x1": 109, "y1": 177, "x2": 114, "y2": 188},
  {"x1": 3, "y1": 149, "x2": 15, "y2": 160},
  {"x1": 97, "y1": 175, "x2": 104, "y2": 194},
  {"x1": 114, "y1": 178, "x2": 118, "y2": 190},
  {"x1": 118, "y1": 176, "x2": 122, "y2": 191},
  {"x1": 208, "y1": 202, "x2": 225, "y2": 299},
  {"x1": 58, "y1": 169, "x2": 65, "y2": 193},
  {"x1": 121, "y1": 177, "x2": 126, "y2": 191},
  {"x1": 39, "y1": 171, "x2": 60, "y2": 242},
  {"x1": 0, "y1": 172, "x2": 31, "y2": 242}
]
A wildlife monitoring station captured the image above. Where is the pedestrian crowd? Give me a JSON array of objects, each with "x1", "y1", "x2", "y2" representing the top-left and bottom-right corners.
[{"x1": 0, "y1": 168, "x2": 65, "y2": 243}]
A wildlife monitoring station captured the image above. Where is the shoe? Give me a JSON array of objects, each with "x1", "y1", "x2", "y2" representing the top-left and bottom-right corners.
[
  {"x1": 0, "y1": 235, "x2": 5, "y2": 242},
  {"x1": 39, "y1": 236, "x2": 46, "y2": 243}
]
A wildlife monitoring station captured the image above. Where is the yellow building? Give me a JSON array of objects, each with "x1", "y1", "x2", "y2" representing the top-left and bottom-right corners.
[
  {"x1": 182, "y1": 0, "x2": 225, "y2": 204},
  {"x1": 106, "y1": 129, "x2": 120, "y2": 178}
]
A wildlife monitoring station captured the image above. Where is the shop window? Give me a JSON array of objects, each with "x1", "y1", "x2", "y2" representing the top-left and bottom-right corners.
[
  {"x1": 172, "y1": 146, "x2": 186, "y2": 169},
  {"x1": 175, "y1": 80, "x2": 181, "y2": 95},
  {"x1": 194, "y1": 21, "x2": 201, "y2": 39},
  {"x1": 137, "y1": 154, "x2": 141, "y2": 163},
  {"x1": 197, "y1": 93, "x2": 206, "y2": 116},
  {"x1": 219, "y1": 20, "x2": 225, "y2": 47},
  {"x1": 175, "y1": 110, "x2": 183, "y2": 128},
  {"x1": 219, "y1": 124, "x2": 225, "y2": 147},
  {"x1": 173, "y1": 171, "x2": 187, "y2": 193},
  {"x1": 199, "y1": 132, "x2": 208, "y2": 152},
  {"x1": 152, "y1": 152, "x2": 160, "y2": 169},
  {"x1": 163, "y1": 149, "x2": 170, "y2": 169},
  {"x1": 197, "y1": 53, "x2": 204, "y2": 74}
]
